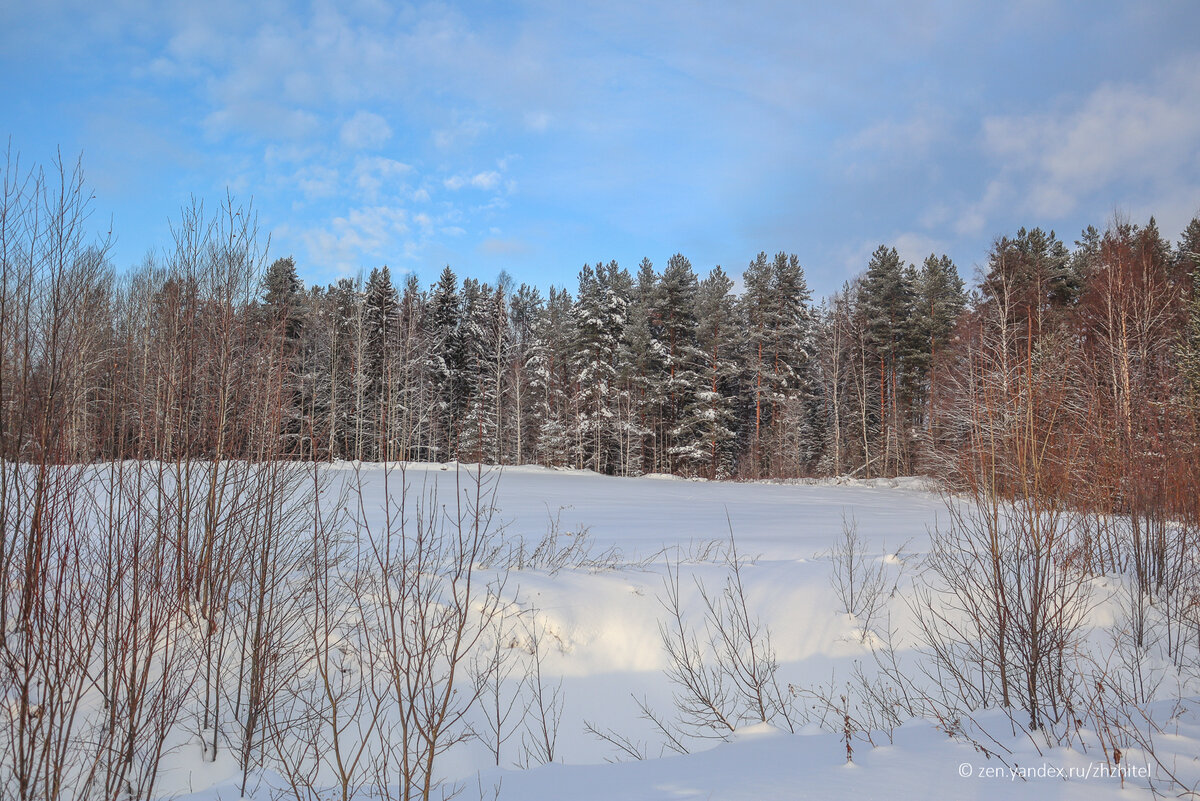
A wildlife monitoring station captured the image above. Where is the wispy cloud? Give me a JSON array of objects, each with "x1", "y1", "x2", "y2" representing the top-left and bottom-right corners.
[
  {"x1": 340, "y1": 111, "x2": 393, "y2": 150},
  {"x1": 980, "y1": 55, "x2": 1200, "y2": 220},
  {"x1": 842, "y1": 111, "x2": 948, "y2": 160},
  {"x1": 302, "y1": 204, "x2": 410, "y2": 275},
  {"x1": 444, "y1": 171, "x2": 502, "y2": 191},
  {"x1": 353, "y1": 156, "x2": 412, "y2": 200},
  {"x1": 4, "y1": 1, "x2": 1200, "y2": 294},
  {"x1": 293, "y1": 165, "x2": 339, "y2": 201},
  {"x1": 523, "y1": 111, "x2": 552, "y2": 132}
]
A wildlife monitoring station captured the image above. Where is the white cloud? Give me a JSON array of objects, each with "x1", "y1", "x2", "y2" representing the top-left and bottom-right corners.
[
  {"x1": 204, "y1": 103, "x2": 321, "y2": 141},
  {"x1": 293, "y1": 165, "x2": 339, "y2": 200},
  {"x1": 980, "y1": 55, "x2": 1200, "y2": 219},
  {"x1": 302, "y1": 205, "x2": 409, "y2": 274},
  {"x1": 470, "y1": 171, "x2": 501, "y2": 190},
  {"x1": 954, "y1": 180, "x2": 1011, "y2": 237},
  {"x1": 892, "y1": 232, "x2": 951, "y2": 267},
  {"x1": 353, "y1": 156, "x2": 411, "y2": 199},
  {"x1": 340, "y1": 111, "x2": 393, "y2": 150},
  {"x1": 433, "y1": 116, "x2": 489, "y2": 150},
  {"x1": 443, "y1": 171, "x2": 502, "y2": 191},
  {"x1": 838, "y1": 240, "x2": 883, "y2": 278},
  {"x1": 837, "y1": 231, "x2": 953, "y2": 278},
  {"x1": 524, "y1": 110, "x2": 552, "y2": 132},
  {"x1": 837, "y1": 108, "x2": 954, "y2": 183},
  {"x1": 843, "y1": 112, "x2": 945, "y2": 157},
  {"x1": 264, "y1": 142, "x2": 322, "y2": 166}
]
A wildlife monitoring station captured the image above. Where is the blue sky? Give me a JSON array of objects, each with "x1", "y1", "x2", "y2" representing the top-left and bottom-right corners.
[{"x1": 2, "y1": 1, "x2": 1199, "y2": 297}]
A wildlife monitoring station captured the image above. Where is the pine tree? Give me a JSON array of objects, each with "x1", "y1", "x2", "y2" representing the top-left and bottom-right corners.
[
  {"x1": 918, "y1": 254, "x2": 966, "y2": 357},
  {"x1": 859, "y1": 245, "x2": 918, "y2": 474},
  {"x1": 981, "y1": 228, "x2": 1075, "y2": 341},
  {"x1": 1071, "y1": 225, "x2": 1102, "y2": 286},
  {"x1": 740, "y1": 251, "x2": 773, "y2": 475},
  {"x1": 915, "y1": 253, "x2": 966, "y2": 435},
  {"x1": 262, "y1": 256, "x2": 304, "y2": 345}
]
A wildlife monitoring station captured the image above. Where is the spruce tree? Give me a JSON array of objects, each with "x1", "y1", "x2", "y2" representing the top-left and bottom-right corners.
[
  {"x1": 693, "y1": 266, "x2": 741, "y2": 478},
  {"x1": 396, "y1": 274, "x2": 427, "y2": 460},
  {"x1": 426, "y1": 266, "x2": 466, "y2": 460},
  {"x1": 657, "y1": 253, "x2": 705, "y2": 473},
  {"x1": 459, "y1": 280, "x2": 505, "y2": 463},
  {"x1": 1175, "y1": 217, "x2": 1200, "y2": 407},
  {"x1": 321, "y1": 277, "x2": 360, "y2": 459},
  {"x1": 620, "y1": 258, "x2": 663, "y2": 473},
  {"x1": 573, "y1": 261, "x2": 627, "y2": 473},
  {"x1": 529, "y1": 286, "x2": 575, "y2": 466},
  {"x1": 768, "y1": 252, "x2": 820, "y2": 475},
  {"x1": 509, "y1": 283, "x2": 545, "y2": 465},
  {"x1": 260, "y1": 256, "x2": 307, "y2": 451},
  {"x1": 486, "y1": 281, "x2": 513, "y2": 464},
  {"x1": 605, "y1": 263, "x2": 636, "y2": 473},
  {"x1": 363, "y1": 266, "x2": 400, "y2": 459}
]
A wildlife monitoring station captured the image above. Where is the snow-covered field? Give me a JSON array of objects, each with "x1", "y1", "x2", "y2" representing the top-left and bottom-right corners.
[{"x1": 146, "y1": 465, "x2": 1200, "y2": 800}]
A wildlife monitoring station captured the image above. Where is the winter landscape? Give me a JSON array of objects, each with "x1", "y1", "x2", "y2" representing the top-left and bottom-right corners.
[
  {"x1": 4, "y1": 2, "x2": 1200, "y2": 800},
  {"x1": 4, "y1": 457, "x2": 1200, "y2": 801}
]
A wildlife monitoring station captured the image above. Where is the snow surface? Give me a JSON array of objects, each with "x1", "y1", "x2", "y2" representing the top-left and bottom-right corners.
[{"x1": 163, "y1": 463, "x2": 1199, "y2": 800}]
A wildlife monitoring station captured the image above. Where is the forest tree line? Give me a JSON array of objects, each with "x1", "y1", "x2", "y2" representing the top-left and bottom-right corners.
[
  {"x1": 3, "y1": 156, "x2": 1200, "y2": 521},
  {"x1": 4, "y1": 155, "x2": 1200, "y2": 801}
]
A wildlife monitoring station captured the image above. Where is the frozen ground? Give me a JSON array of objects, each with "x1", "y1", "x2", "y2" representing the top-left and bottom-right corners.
[{"x1": 165, "y1": 464, "x2": 1200, "y2": 800}]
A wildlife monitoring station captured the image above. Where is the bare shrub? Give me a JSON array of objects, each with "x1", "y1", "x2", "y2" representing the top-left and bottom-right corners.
[
  {"x1": 357, "y1": 463, "x2": 509, "y2": 801},
  {"x1": 916, "y1": 495, "x2": 1092, "y2": 733},
  {"x1": 87, "y1": 461, "x2": 200, "y2": 801},
  {"x1": 471, "y1": 618, "x2": 524, "y2": 768},
  {"x1": 488, "y1": 505, "x2": 632, "y2": 574},
  {"x1": 267, "y1": 467, "x2": 383, "y2": 801},
  {"x1": 516, "y1": 614, "x2": 563, "y2": 768},
  {"x1": 652, "y1": 525, "x2": 796, "y2": 748},
  {"x1": 827, "y1": 514, "x2": 905, "y2": 640},
  {"x1": 0, "y1": 464, "x2": 105, "y2": 801}
]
